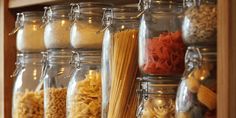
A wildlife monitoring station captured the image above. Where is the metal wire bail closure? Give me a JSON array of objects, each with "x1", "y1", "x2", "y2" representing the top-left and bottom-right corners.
[
  {"x1": 69, "y1": 3, "x2": 80, "y2": 21},
  {"x1": 9, "y1": 13, "x2": 24, "y2": 35},
  {"x1": 183, "y1": 46, "x2": 202, "y2": 76},
  {"x1": 41, "y1": 6, "x2": 52, "y2": 28}
]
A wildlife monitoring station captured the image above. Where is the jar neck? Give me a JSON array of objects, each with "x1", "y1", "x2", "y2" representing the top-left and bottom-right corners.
[
  {"x1": 142, "y1": 0, "x2": 180, "y2": 12},
  {"x1": 73, "y1": 50, "x2": 101, "y2": 67},
  {"x1": 44, "y1": 49, "x2": 72, "y2": 65},
  {"x1": 183, "y1": 0, "x2": 216, "y2": 7},
  {"x1": 185, "y1": 47, "x2": 216, "y2": 73},
  {"x1": 17, "y1": 52, "x2": 43, "y2": 65}
]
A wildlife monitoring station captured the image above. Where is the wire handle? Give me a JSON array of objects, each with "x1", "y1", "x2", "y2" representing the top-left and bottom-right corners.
[{"x1": 9, "y1": 13, "x2": 24, "y2": 35}]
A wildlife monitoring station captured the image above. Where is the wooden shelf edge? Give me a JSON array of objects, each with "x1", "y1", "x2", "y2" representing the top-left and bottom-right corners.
[{"x1": 9, "y1": 0, "x2": 63, "y2": 8}]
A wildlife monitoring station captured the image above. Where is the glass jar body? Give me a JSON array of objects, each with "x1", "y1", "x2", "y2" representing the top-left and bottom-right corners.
[
  {"x1": 43, "y1": 49, "x2": 73, "y2": 118},
  {"x1": 182, "y1": 0, "x2": 217, "y2": 46},
  {"x1": 12, "y1": 53, "x2": 44, "y2": 118},
  {"x1": 44, "y1": 5, "x2": 71, "y2": 49},
  {"x1": 137, "y1": 79, "x2": 179, "y2": 118},
  {"x1": 139, "y1": 2, "x2": 186, "y2": 76},
  {"x1": 70, "y1": 3, "x2": 112, "y2": 49},
  {"x1": 67, "y1": 50, "x2": 102, "y2": 118},
  {"x1": 16, "y1": 12, "x2": 45, "y2": 52},
  {"x1": 101, "y1": 8, "x2": 140, "y2": 118},
  {"x1": 176, "y1": 47, "x2": 216, "y2": 118}
]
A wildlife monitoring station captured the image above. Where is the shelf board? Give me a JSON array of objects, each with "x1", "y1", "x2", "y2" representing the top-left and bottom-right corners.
[{"x1": 9, "y1": 0, "x2": 63, "y2": 8}]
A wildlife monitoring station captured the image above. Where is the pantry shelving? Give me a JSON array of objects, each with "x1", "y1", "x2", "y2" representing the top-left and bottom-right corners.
[{"x1": 1, "y1": 0, "x2": 236, "y2": 117}]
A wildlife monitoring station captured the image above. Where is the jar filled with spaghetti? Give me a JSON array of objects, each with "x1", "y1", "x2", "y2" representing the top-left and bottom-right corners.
[
  {"x1": 12, "y1": 53, "x2": 44, "y2": 118},
  {"x1": 101, "y1": 7, "x2": 140, "y2": 118},
  {"x1": 136, "y1": 77, "x2": 179, "y2": 118},
  {"x1": 42, "y1": 49, "x2": 74, "y2": 118},
  {"x1": 70, "y1": 2, "x2": 112, "y2": 49},
  {"x1": 43, "y1": 5, "x2": 71, "y2": 49},
  {"x1": 176, "y1": 47, "x2": 216, "y2": 118},
  {"x1": 139, "y1": 0, "x2": 186, "y2": 76},
  {"x1": 10, "y1": 11, "x2": 45, "y2": 52},
  {"x1": 182, "y1": 0, "x2": 217, "y2": 46},
  {"x1": 67, "y1": 50, "x2": 101, "y2": 118}
]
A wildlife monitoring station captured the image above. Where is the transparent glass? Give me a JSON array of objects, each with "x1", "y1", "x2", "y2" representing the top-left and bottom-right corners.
[
  {"x1": 139, "y1": 0, "x2": 186, "y2": 76},
  {"x1": 15, "y1": 12, "x2": 45, "y2": 52},
  {"x1": 137, "y1": 79, "x2": 179, "y2": 118},
  {"x1": 70, "y1": 2, "x2": 112, "y2": 49},
  {"x1": 43, "y1": 49, "x2": 74, "y2": 118},
  {"x1": 101, "y1": 7, "x2": 140, "y2": 118},
  {"x1": 12, "y1": 53, "x2": 44, "y2": 118},
  {"x1": 182, "y1": 0, "x2": 217, "y2": 46},
  {"x1": 43, "y1": 5, "x2": 72, "y2": 49},
  {"x1": 67, "y1": 50, "x2": 101, "y2": 118},
  {"x1": 176, "y1": 47, "x2": 216, "y2": 118}
]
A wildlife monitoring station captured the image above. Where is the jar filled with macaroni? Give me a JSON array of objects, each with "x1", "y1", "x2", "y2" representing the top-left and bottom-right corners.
[
  {"x1": 176, "y1": 47, "x2": 216, "y2": 118},
  {"x1": 67, "y1": 50, "x2": 102, "y2": 118},
  {"x1": 101, "y1": 7, "x2": 140, "y2": 118},
  {"x1": 136, "y1": 77, "x2": 179, "y2": 118},
  {"x1": 182, "y1": 0, "x2": 217, "y2": 46},
  {"x1": 138, "y1": 0, "x2": 186, "y2": 76},
  {"x1": 10, "y1": 11, "x2": 45, "y2": 52},
  {"x1": 12, "y1": 53, "x2": 44, "y2": 118},
  {"x1": 42, "y1": 49, "x2": 74, "y2": 118},
  {"x1": 70, "y1": 2, "x2": 112, "y2": 49},
  {"x1": 43, "y1": 5, "x2": 71, "y2": 49}
]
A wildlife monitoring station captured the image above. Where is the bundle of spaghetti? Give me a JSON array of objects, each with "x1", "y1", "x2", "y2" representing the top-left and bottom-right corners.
[{"x1": 108, "y1": 29, "x2": 138, "y2": 118}]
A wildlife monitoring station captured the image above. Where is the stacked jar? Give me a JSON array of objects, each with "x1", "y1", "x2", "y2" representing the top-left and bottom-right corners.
[
  {"x1": 101, "y1": 7, "x2": 140, "y2": 118},
  {"x1": 137, "y1": 0, "x2": 185, "y2": 117},
  {"x1": 41, "y1": 4, "x2": 74, "y2": 118},
  {"x1": 10, "y1": 11, "x2": 45, "y2": 118},
  {"x1": 66, "y1": 2, "x2": 112, "y2": 118},
  {"x1": 176, "y1": 0, "x2": 217, "y2": 118},
  {"x1": 136, "y1": 77, "x2": 179, "y2": 118}
]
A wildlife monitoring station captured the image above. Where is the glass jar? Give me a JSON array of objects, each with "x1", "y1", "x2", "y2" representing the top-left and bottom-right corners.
[
  {"x1": 176, "y1": 47, "x2": 216, "y2": 118},
  {"x1": 42, "y1": 49, "x2": 74, "y2": 118},
  {"x1": 10, "y1": 11, "x2": 45, "y2": 52},
  {"x1": 136, "y1": 77, "x2": 179, "y2": 118},
  {"x1": 101, "y1": 7, "x2": 140, "y2": 118},
  {"x1": 12, "y1": 53, "x2": 44, "y2": 118},
  {"x1": 70, "y1": 2, "x2": 112, "y2": 49},
  {"x1": 138, "y1": 0, "x2": 186, "y2": 76},
  {"x1": 43, "y1": 5, "x2": 71, "y2": 49},
  {"x1": 182, "y1": 0, "x2": 217, "y2": 46},
  {"x1": 67, "y1": 50, "x2": 101, "y2": 118}
]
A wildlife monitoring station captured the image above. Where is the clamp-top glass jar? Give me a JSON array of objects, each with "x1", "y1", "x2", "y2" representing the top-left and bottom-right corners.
[
  {"x1": 10, "y1": 12, "x2": 45, "y2": 52},
  {"x1": 70, "y1": 2, "x2": 112, "y2": 49},
  {"x1": 101, "y1": 7, "x2": 140, "y2": 118},
  {"x1": 43, "y1": 5, "x2": 71, "y2": 49},
  {"x1": 136, "y1": 77, "x2": 179, "y2": 118},
  {"x1": 67, "y1": 50, "x2": 102, "y2": 118},
  {"x1": 12, "y1": 53, "x2": 44, "y2": 118},
  {"x1": 182, "y1": 0, "x2": 217, "y2": 46},
  {"x1": 138, "y1": 0, "x2": 186, "y2": 76},
  {"x1": 42, "y1": 49, "x2": 74, "y2": 118},
  {"x1": 176, "y1": 47, "x2": 216, "y2": 118}
]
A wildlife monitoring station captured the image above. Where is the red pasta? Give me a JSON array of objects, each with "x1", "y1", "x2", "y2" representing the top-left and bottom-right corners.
[{"x1": 143, "y1": 31, "x2": 186, "y2": 75}]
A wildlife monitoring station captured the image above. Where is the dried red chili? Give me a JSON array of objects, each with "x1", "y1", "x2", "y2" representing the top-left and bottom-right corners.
[{"x1": 143, "y1": 31, "x2": 186, "y2": 75}]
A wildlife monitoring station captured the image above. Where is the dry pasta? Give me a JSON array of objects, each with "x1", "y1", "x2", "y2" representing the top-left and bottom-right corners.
[{"x1": 108, "y1": 29, "x2": 139, "y2": 118}]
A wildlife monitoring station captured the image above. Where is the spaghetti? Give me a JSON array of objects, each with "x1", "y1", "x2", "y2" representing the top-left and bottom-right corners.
[{"x1": 108, "y1": 29, "x2": 139, "y2": 118}]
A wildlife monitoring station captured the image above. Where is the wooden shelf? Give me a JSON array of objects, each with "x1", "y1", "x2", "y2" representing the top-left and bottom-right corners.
[{"x1": 9, "y1": 0, "x2": 63, "y2": 8}]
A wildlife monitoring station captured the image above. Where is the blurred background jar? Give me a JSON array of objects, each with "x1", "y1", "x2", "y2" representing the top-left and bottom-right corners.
[
  {"x1": 136, "y1": 77, "x2": 179, "y2": 118},
  {"x1": 12, "y1": 53, "x2": 44, "y2": 118},
  {"x1": 70, "y1": 2, "x2": 112, "y2": 49},
  {"x1": 10, "y1": 11, "x2": 45, "y2": 52},
  {"x1": 182, "y1": 0, "x2": 217, "y2": 46},
  {"x1": 67, "y1": 51, "x2": 101, "y2": 118},
  {"x1": 176, "y1": 47, "x2": 216, "y2": 118},
  {"x1": 138, "y1": 0, "x2": 186, "y2": 76},
  {"x1": 42, "y1": 49, "x2": 73, "y2": 118},
  {"x1": 101, "y1": 7, "x2": 140, "y2": 118},
  {"x1": 43, "y1": 5, "x2": 71, "y2": 49}
]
